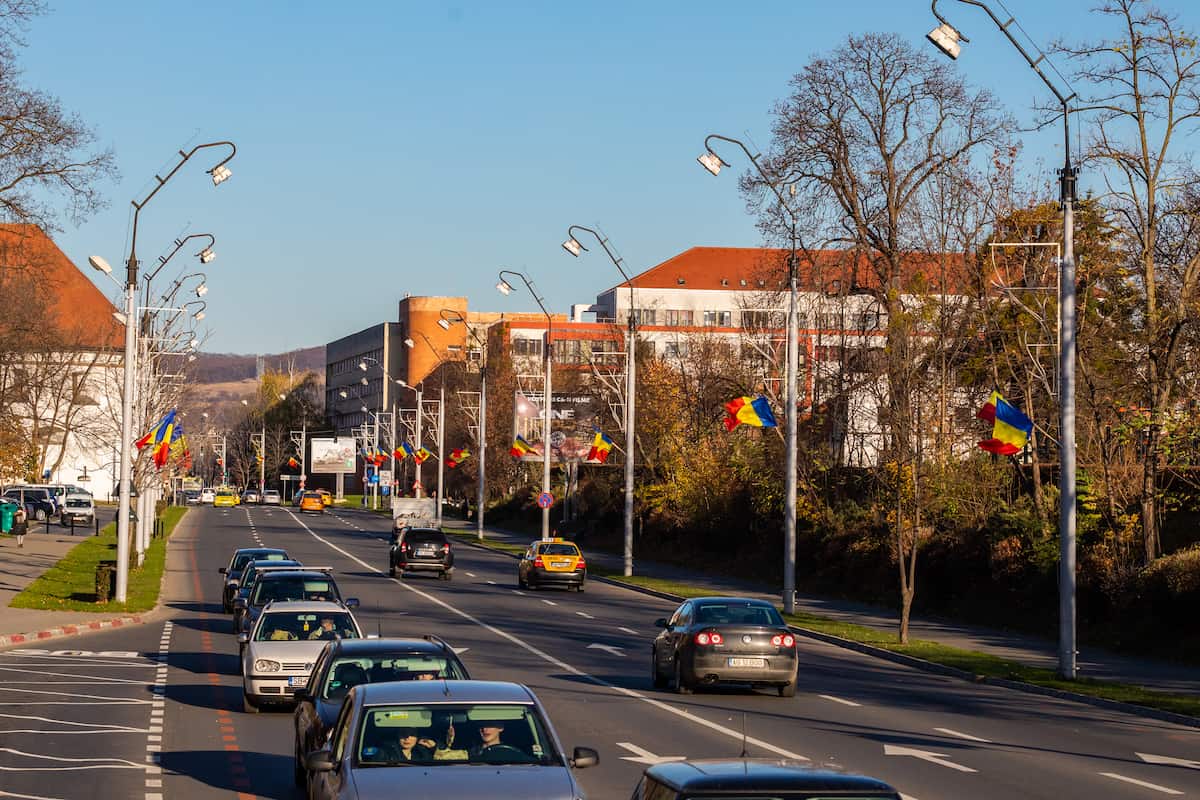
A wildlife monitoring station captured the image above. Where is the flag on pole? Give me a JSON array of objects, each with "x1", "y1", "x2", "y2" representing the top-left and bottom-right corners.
[
  {"x1": 446, "y1": 447, "x2": 471, "y2": 468},
  {"x1": 587, "y1": 431, "x2": 614, "y2": 463},
  {"x1": 976, "y1": 391, "x2": 1033, "y2": 455},
  {"x1": 396, "y1": 442, "x2": 415, "y2": 460},
  {"x1": 136, "y1": 410, "x2": 177, "y2": 460},
  {"x1": 510, "y1": 435, "x2": 534, "y2": 458},
  {"x1": 414, "y1": 447, "x2": 433, "y2": 465},
  {"x1": 723, "y1": 395, "x2": 777, "y2": 431}
]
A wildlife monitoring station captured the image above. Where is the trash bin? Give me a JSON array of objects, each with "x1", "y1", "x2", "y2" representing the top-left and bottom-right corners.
[
  {"x1": 95, "y1": 560, "x2": 117, "y2": 602},
  {"x1": 0, "y1": 500, "x2": 15, "y2": 533}
]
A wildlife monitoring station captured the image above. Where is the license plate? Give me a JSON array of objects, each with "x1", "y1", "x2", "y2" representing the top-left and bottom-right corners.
[
  {"x1": 550, "y1": 560, "x2": 570, "y2": 568},
  {"x1": 726, "y1": 657, "x2": 766, "y2": 668},
  {"x1": 417, "y1": 547, "x2": 435, "y2": 556},
  {"x1": 288, "y1": 676, "x2": 306, "y2": 686}
]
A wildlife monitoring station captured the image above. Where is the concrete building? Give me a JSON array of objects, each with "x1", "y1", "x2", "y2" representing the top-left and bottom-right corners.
[{"x1": 325, "y1": 322, "x2": 406, "y2": 435}]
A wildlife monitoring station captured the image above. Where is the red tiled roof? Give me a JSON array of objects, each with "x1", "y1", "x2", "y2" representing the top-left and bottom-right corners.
[
  {"x1": 0, "y1": 224, "x2": 122, "y2": 350},
  {"x1": 611, "y1": 247, "x2": 969, "y2": 294}
]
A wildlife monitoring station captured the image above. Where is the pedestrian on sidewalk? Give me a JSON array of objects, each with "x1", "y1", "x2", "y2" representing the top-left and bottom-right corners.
[{"x1": 12, "y1": 508, "x2": 27, "y2": 548}]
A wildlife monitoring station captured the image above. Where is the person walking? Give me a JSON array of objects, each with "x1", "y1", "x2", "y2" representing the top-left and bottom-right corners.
[{"x1": 12, "y1": 508, "x2": 27, "y2": 548}]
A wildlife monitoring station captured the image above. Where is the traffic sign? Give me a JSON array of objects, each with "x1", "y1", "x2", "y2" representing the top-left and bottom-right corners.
[{"x1": 537, "y1": 491, "x2": 553, "y2": 509}]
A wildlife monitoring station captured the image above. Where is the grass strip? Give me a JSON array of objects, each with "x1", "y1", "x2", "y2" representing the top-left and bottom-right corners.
[
  {"x1": 9, "y1": 506, "x2": 188, "y2": 614},
  {"x1": 445, "y1": 529, "x2": 528, "y2": 558}
]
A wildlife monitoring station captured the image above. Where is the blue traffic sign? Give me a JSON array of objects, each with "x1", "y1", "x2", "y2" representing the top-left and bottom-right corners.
[{"x1": 537, "y1": 491, "x2": 553, "y2": 509}]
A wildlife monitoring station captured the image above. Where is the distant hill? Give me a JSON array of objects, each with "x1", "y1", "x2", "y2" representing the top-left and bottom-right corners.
[{"x1": 191, "y1": 345, "x2": 324, "y2": 384}]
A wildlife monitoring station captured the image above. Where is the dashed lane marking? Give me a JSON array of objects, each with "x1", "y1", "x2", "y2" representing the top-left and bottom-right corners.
[
  {"x1": 541, "y1": 599, "x2": 557, "y2": 606},
  {"x1": 465, "y1": 572, "x2": 477, "y2": 578},
  {"x1": 618, "y1": 626, "x2": 639, "y2": 635},
  {"x1": 576, "y1": 611, "x2": 595, "y2": 619},
  {"x1": 1099, "y1": 773, "x2": 1183, "y2": 795},
  {"x1": 819, "y1": 694, "x2": 862, "y2": 707},
  {"x1": 934, "y1": 727, "x2": 990, "y2": 743}
]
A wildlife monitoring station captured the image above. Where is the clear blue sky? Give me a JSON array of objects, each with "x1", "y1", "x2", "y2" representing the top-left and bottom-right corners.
[{"x1": 21, "y1": 1, "x2": 1180, "y2": 354}]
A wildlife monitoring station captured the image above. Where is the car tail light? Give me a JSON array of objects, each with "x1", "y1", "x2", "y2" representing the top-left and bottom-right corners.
[
  {"x1": 695, "y1": 631, "x2": 723, "y2": 646},
  {"x1": 576, "y1": 559, "x2": 586, "y2": 569},
  {"x1": 533, "y1": 556, "x2": 545, "y2": 568},
  {"x1": 772, "y1": 634, "x2": 796, "y2": 648},
  {"x1": 442, "y1": 543, "x2": 450, "y2": 552}
]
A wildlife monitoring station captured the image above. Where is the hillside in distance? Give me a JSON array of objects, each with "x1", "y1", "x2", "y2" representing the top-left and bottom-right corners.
[{"x1": 190, "y1": 345, "x2": 324, "y2": 384}]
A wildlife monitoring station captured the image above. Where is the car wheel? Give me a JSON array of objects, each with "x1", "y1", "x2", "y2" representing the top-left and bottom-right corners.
[
  {"x1": 778, "y1": 681, "x2": 796, "y2": 698},
  {"x1": 651, "y1": 648, "x2": 668, "y2": 689},
  {"x1": 576, "y1": 583, "x2": 585, "y2": 593},
  {"x1": 388, "y1": 564, "x2": 395, "y2": 578},
  {"x1": 293, "y1": 740, "x2": 306, "y2": 786},
  {"x1": 517, "y1": 575, "x2": 526, "y2": 589},
  {"x1": 441, "y1": 570, "x2": 451, "y2": 582},
  {"x1": 242, "y1": 693, "x2": 258, "y2": 714},
  {"x1": 35, "y1": 509, "x2": 46, "y2": 522},
  {"x1": 673, "y1": 657, "x2": 692, "y2": 695}
]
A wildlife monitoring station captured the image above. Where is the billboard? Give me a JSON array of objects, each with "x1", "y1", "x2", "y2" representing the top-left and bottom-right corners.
[
  {"x1": 310, "y1": 438, "x2": 356, "y2": 474},
  {"x1": 513, "y1": 390, "x2": 611, "y2": 465},
  {"x1": 392, "y1": 497, "x2": 437, "y2": 525}
]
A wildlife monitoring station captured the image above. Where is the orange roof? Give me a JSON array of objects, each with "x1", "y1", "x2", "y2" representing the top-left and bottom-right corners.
[
  {"x1": 0, "y1": 224, "x2": 122, "y2": 349},
  {"x1": 611, "y1": 247, "x2": 969, "y2": 294}
]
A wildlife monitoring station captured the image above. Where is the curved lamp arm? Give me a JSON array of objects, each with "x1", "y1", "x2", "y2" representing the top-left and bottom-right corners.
[
  {"x1": 144, "y1": 233, "x2": 216, "y2": 287},
  {"x1": 563, "y1": 224, "x2": 635, "y2": 330}
]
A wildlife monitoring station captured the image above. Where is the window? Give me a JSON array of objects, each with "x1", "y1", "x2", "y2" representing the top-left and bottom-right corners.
[
  {"x1": 632, "y1": 308, "x2": 657, "y2": 326},
  {"x1": 703, "y1": 310, "x2": 731, "y2": 327},
  {"x1": 860, "y1": 311, "x2": 881, "y2": 330},
  {"x1": 355, "y1": 703, "x2": 560, "y2": 767},
  {"x1": 664, "y1": 341, "x2": 688, "y2": 359},
  {"x1": 553, "y1": 340, "x2": 584, "y2": 364},
  {"x1": 664, "y1": 309, "x2": 693, "y2": 327},
  {"x1": 741, "y1": 310, "x2": 781, "y2": 330},
  {"x1": 511, "y1": 338, "x2": 542, "y2": 358},
  {"x1": 817, "y1": 312, "x2": 841, "y2": 330}
]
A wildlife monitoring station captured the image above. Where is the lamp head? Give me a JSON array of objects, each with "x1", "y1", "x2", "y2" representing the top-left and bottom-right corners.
[
  {"x1": 562, "y1": 237, "x2": 583, "y2": 257},
  {"x1": 697, "y1": 151, "x2": 724, "y2": 176},
  {"x1": 360, "y1": 377, "x2": 369, "y2": 386},
  {"x1": 194, "y1": 310, "x2": 205, "y2": 321},
  {"x1": 195, "y1": 283, "x2": 208, "y2": 297},
  {"x1": 198, "y1": 247, "x2": 216, "y2": 264},
  {"x1": 190, "y1": 337, "x2": 200, "y2": 349},
  {"x1": 210, "y1": 164, "x2": 233, "y2": 186},
  {"x1": 437, "y1": 318, "x2": 451, "y2": 330},
  {"x1": 88, "y1": 255, "x2": 113, "y2": 275},
  {"x1": 404, "y1": 338, "x2": 415, "y2": 348},
  {"x1": 112, "y1": 310, "x2": 128, "y2": 325},
  {"x1": 927, "y1": 22, "x2": 962, "y2": 59},
  {"x1": 360, "y1": 406, "x2": 368, "y2": 414},
  {"x1": 495, "y1": 278, "x2": 513, "y2": 296},
  {"x1": 338, "y1": 390, "x2": 348, "y2": 399}
]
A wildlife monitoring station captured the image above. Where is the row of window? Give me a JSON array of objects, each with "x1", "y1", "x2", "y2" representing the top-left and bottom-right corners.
[
  {"x1": 620, "y1": 309, "x2": 882, "y2": 330},
  {"x1": 328, "y1": 348, "x2": 384, "y2": 377}
]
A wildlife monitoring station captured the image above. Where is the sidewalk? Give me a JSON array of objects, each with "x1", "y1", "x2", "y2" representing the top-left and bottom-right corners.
[{"x1": 439, "y1": 517, "x2": 1200, "y2": 699}]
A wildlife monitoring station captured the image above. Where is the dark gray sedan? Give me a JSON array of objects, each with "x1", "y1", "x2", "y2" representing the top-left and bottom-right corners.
[{"x1": 652, "y1": 596, "x2": 798, "y2": 696}]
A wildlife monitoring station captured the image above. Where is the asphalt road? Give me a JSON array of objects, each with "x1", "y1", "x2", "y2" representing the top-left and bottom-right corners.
[{"x1": 2, "y1": 505, "x2": 1197, "y2": 800}]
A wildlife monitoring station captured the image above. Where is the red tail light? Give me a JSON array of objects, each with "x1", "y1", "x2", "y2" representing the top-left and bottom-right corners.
[
  {"x1": 533, "y1": 556, "x2": 545, "y2": 568},
  {"x1": 442, "y1": 543, "x2": 450, "y2": 552},
  {"x1": 772, "y1": 634, "x2": 796, "y2": 648},
  {"x1": 695, "y1": 631, "x2": 724, "y2": 646},
  {"x1": 576, "y1": 559, "x2": 586, "y2": 569}
]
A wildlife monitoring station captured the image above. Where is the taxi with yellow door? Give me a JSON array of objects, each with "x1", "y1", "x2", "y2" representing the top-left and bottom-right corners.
[
  {"x1": 299, "y1": 491, "x2": 326, "y2": 513},
  {"x1": 518, "y1": 538, "x2": 586, "y2": 592},
  {"x1": 315, "y1": 488, "x2": 333, "y2": 508},
  {"x1": 213, "y1": 488, "x2": 239, "y2": 508}
]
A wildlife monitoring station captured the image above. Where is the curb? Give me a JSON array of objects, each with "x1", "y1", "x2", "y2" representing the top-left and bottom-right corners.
[
  {"x1": 454, "y1": 534, "x2": 1200, "y2": 731},
  {"x1": 0, "y1": 614, "x2": 149, "y2": 649}
]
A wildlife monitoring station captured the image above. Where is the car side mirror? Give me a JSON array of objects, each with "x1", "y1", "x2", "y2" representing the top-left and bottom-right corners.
[
  {"x1": 234, "y1": 598, "x2": 247, "y2": 609},
  {"x1": 236, "y1": 633, "x2": 250, "y2": 645},
  {"x1": 571, "y1": 746, "x2": 599, "y2": 769},
  {"x1": 305, "y1": 749, "x2": 336, "y2": 772},
  {"x1": 218, "y1": 567, "x2": 227, "y2": 575},
  {"x1": 654, "y1": 618, "x2": 669, "y2": 629},
  {"x1": 344, "y1": 598, "x2": 360, "y2": 609}
]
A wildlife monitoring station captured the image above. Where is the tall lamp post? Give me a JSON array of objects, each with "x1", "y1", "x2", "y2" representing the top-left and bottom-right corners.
[
  {"x1": 141, "y1": 233, "x2": 215, "y2": 310},
  {"x1": 926, "y1": 0, "x2": 1079, "y2": 680},
  {"x1": 88, "y1": 140, "x2": 235, "y2": 604},
  {"x1": 440, "y1": 309, "x2": 488, "y2": 540},
  {"x1": 562, "y1": 225, "x2": 637, "y2": 576},
  {"x1": 407, "y1": 331, "x2": 448, "y2": 527},
  {"x1": 698, "y1": 134, "x2": 800, "y2": 615},
  {"x1": 358, "y1": 356, "x2": 403, "y2": 507},
  {"x1": 497, "y1": 269, "x2": 554, "y2": 541}
]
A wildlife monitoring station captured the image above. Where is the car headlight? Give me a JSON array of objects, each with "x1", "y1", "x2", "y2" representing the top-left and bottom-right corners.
[{"x1": 254, "y1": 659, "x2": 281, "y2": 673}]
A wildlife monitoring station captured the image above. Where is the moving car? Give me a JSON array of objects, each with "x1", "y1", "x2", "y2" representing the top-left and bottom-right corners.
[
  {"x1": 232, "y1": 558, "x2": 304, "y2": 632},
  {"x1": 184, "y1": 489, "x2": 202, "y2": 505},
  {"x1": 243, "y1": 489, "x2": 260, "y2": 504},
  {"x1": 262, "y1": 489, "x2": 282, "y2": 505},
  {"x1": 316, "y1": 489, "x2": 333, "y2": 507},
  {"x1": 517, "y1": 538, "x2": 586, "y2": 591},
  {"x1": 239, "y1": 600, "x2": 363, "y2": 712},
  {"x1": 220, "y1": 547, "x2": 291, "y2": 613},
  {"x1": 59, "y1": 493, "x2": 95, "y2": 527},
  {"x1": 299, "y1": 491, "x2": 325, "y2": 513},
  {"x1": 292, "y1": 635, "x2": 471, "y2": 786},
  {"x1": 388, "y1": 526, "x2": 453, "y2": 580},
  {"x1": 235, "y1": 567, "x2": 356, "y2": 641},
  {"x1": 651, "y1": 596, "x2": 798, "y2": 697},
  {"x1": 304, "y1": 681, "x2": 597, "y2": 800},
  {"x1": 213, "y1": 488, "x2": 239, "y2": 508},
  {"x1": 631, "y1": 759, "x2": 900, "y2": 799},
  {"x1": 200, "y1": 487, "x2": 216, "y2": 504}
]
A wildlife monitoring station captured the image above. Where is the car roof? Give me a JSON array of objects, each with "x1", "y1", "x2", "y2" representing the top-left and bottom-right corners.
[
  {"x1": 235, "y1": 547, "x2": 289, "y2": 556},
  {"x1": 400, "y1": 527, "x2": 444, "y2": 534},
  {"x1": 644, "y1": 760, "x2": 897, "y2": 793},
  {"x1": 358, "y1": 680, "x2": 535, "y2": 705},
  {"x1": 325, "y1": 638, "x2": 457, "y2": 657},
  {"x1": 262, "y1": 600, "x2": 354, "y2": 614},
  {"x1": 258, "y1": 569, "x2": 334, "y2": 580},
  {"x1": 687, "y1": 597, "x2": 777, "y2": 607}
]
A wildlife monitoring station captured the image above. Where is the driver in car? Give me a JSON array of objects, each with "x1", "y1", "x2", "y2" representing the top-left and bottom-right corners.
[{"x1": 469, "y1": 721, "x2": 525, "y2": 761}]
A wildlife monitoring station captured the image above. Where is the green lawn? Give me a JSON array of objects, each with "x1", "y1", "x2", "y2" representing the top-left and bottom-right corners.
[
  {"x1": 445, "y1": 529, "x2": 528, "y2": 557},
  {"x1": 9, "y1": 506, "x2": 188, "y2": 614}
]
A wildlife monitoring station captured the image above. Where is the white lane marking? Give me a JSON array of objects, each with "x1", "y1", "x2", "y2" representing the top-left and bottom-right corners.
[
  {"x1": 540, "y1": 599, "x2": 557, "y2": 606},
  {"x1": 512, "y1": 590, "x2": 525, "y2": 596},
  {"x1": 3, "y1": 650, "x2": 144, "y2": 660},
  {"x1": 283, "y1": 508, "x2": 808, "y2": 762},
  {"x1": 587, "y1": 643, "x2": 626, "y2": 657},
  {"x1": 883, "y1": 744, "x2": 976, "y2": 773},
  {"x1": 0, "y1": 713, "x2": 147, "y2": 733},
  {"x1": 0, "y1": 748, "x2": 145, "y2": 770},
  {"x1": 1099, "y1": 772, "x2": 1183, "y2": 795},
  {"x1": 576, "y1": 611, "x2": 595, "y2": 619},
  {"x1": 486, "y1": 580, "x2": 496, "y2": 585},
  {"x1": 616, "y1": 741, "x2": 685, "y2": 765},
  {"x1": 819, "y1": 694, "x2": 862, "y2": 707},
  {"x1": 0, "y1": 688, "x2": 151, "y2": 704},
  {"x1": 1137, "y1": 752, "x2": 1200, "y2": 769},
  {"x1": 0, "y1": 789, "x2": 69, "y2": 800},
  {"x1": 466, "y1": 572, "x2": 477, "y2": 578},
  {"x1": 934, "y1": 727, "x2": 990, "y2": 743},
  {"x1": 0, "y1": 668, "x2": 149, "y2": 684},
  {"x1": 618, "y1": 626, "x2": 639, "y2": 635}
]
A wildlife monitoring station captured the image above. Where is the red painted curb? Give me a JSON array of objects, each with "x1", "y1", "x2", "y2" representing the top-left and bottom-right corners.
[{"x1": 0, "y1": 614, "x2": 146, "y2": 649}]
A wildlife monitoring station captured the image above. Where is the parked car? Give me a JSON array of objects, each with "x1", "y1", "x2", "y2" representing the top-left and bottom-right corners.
[
  {"x1": 630, "y1": 760, "x2": 900, "y2": 800},
  {"x1": 292, "y1": 635, "x2": 471, "y2": 786},
  {"x1": 59, "y1": 493, "x2": 95, "y2": 527},
  {"x1": 651, "y1": 596, "x2": 799, "y2": 697},
  {"x1": 262, "y1": 490, "x2": 282, "y2": 505},
  {"x1": 200, "y1": 487, "x2": 216, "y2": 504},
  {"x1": 304, "y1": 681, "x2": 597, "y2": 800},
  {"x1": 2, "y1": 487, "x2": 55, "y2": 521},
  {"x1": 388, "y1": 526, "x2": 453, "y2": 580},
  {"x1": 316, "y1": 489, "x2": 333, "y2": 507}
]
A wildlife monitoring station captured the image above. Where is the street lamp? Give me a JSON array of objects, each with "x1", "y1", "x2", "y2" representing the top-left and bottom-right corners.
[
  {"x1": 497, "y1": 268, "x2": 554, "y2": 541},
  {"x1": 141, "y1": 233, "x2": 215, "y2": 308},
  {"x1": 405, "y1": 332, "x2": 448, "y2": 526},
  {"x1": 441, "y1": 308, "x2": 488, "y2": 540},
  {"x1": 699, "y1": 133, "x2": 801, "y2": 615},
  {"x1": 91, "y1": 138, "x2": 235, "y2": 604},
  {"x1": 927, "y1": 0, "x2": 1079, "y2": 680},
  {"x1": 563, "y1": 224, "x2": 637, "y2": 576}
]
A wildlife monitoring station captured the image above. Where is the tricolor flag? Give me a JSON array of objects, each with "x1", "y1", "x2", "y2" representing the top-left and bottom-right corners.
[
  {"x1": 587, "y1": 431, "x2": 614, "y2": 464},
  {"x1": 723, "y1": 395, "x2": 777, "y2": 431},
  {"x1": 287, "y1": 456, "x2": 300, "y2": 470},
  {"x1": 136, "y1": 410, "x2": 178, "y2": 469},
  {"x1": 414, "y1": 447, "x2": 433, "y2": 465},
  {"x1": 446, "y1": 447, "x2": 471, "y2": 469},
  {"x1": 396, "y1": 442, "x2": 416, "y2": 460},
  {"x1": 510, "y1": 435, "x2": 534, "y2": 458},
  {"x1": 977, "y1": 391, "x2": 1033, "y2": 456}
]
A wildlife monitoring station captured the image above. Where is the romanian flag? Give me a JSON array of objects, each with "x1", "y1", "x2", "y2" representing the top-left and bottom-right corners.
[
  {"x1": 446, "y1": 448, "x2": 471, "y2": 469},
  {"x1": 397, "y1": 442, "x2": 415, "y2": 460},
  {"x1": 510, "y1": 435, "x2": 534, "y2": 458},
  {"x1": 287, "y1": 456, "x2": 300, "y2": 469},
  {"x1": 977, "y1": 391, "x2": 1034, "y2": 456},
  {"x1": 587, "y1": 431, "x2": 614, "y2": 464},
  {"x1": 136, "y1": 410, "x2": 178, "y2": 469},
  {"x1": 723, "y1": 395, "x2": 777, "y2": 431},
  {"x1": 414, "y1": 447, "x2": 433, "y2": 465}
]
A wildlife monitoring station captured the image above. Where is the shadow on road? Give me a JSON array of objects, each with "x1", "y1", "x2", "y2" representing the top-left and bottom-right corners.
[{"x1": 160, "y1": 750, "x2": 301, "y2": 800}]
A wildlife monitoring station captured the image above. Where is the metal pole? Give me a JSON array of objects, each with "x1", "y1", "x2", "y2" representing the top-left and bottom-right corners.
[
  {"x1": 542, "y1": 332, "x2": 552, "y2": 540},
  {"x1": 477, "y1": 365, "x2": 487, "y2": 540},
  {"x1": 115, "y1": 277, "x2": 137, "y2": 603},
  {"x1": 436, "y1": 383, "x2": 445, "y2": 527},
  {"x1": 784, "y1": 237, "x2": 799, "y2": 614},
  {"x1": 260, "y1": 422, "x2": 266, "y2": 502},
  {"x1": 624, "y1": 314, "x2": 636, "y2": 576},
  {"x1": 1058, "y1": 104, "x2": 1077, "y2": 679},
  {"x1": 372, "y1": 415, "x2": 380, "y2": 511},
  {"x1": 414, "y1": 388, "x2": 424, "y2": 498}
]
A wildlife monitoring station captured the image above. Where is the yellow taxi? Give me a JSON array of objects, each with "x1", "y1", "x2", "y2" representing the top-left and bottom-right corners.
[
  {"x1": 316, "y1": 489, "x2": 333, "y2": 507},
  {"x1": 213, "y1": 488, "x2": 239, "y2": 508},
  {"x1": 299, "y1": 491, "x2": 326, "y2": 513},
  {"x1": 518, "y1": 537, "x2": 586, "y2": 592}
]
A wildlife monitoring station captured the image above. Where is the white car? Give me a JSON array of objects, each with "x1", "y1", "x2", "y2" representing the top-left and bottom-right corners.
[
  {"x1": 200, "y1": 487, "x2": 216, "y2": 504},
  {"x1": 59, "y1": 493, "x2": 95, "y2": 527},
  {"x1": 262, "y1": 490, "x2": 282, "y2": 505},
  {"x1": 239, "y1": 600, "x2": 363, "y2": 713}
]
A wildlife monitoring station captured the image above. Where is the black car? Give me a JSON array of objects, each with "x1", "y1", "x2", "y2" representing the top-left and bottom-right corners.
[
  {"x1": 231, "y1": 558, "x2": 303, "y2": 632},
  {"x1": 652, "y1": 597, "x2": 799, "y2": 697},
  {"x1": 220, "y1": 548, "x2": 291, "y2": 613},
  {"x1": 292, "y1": 635, "x2": 471, "y2": 786},
  {"x1": 2, "y1": 487, "x2": 55, "y2": 522},
  {"x1": 388, "y1": 526, "x2": 453, "y2": 580},
  {"x1": 235, "y1": 567, "x2": 357, "y2": 648},
  {"x1": 632, "y1": 759, "x2": 900, "y2": 799}
]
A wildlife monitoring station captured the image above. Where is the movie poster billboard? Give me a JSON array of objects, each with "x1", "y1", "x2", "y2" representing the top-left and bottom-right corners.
[{"x1": 310, "y1": 438, "x2": 356, "y2": 473}]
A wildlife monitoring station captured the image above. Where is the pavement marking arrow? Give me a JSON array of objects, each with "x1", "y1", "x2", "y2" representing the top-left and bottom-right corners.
[
  {"x1": 587, "y1": 643, "x2": 626, "y2": 657},
  {"x1": 884, "y1": 744, "x2": 977, "y2": 773},
  {"x1": 616, "y1": 742, "x2": 685, "y2": 765},
  {"x1": 1137, "y1": 753, "x2": 1200, "y2": 770},
  {"x1": 1101, "y1": 772, "x2": 1183, "y2": 795}
]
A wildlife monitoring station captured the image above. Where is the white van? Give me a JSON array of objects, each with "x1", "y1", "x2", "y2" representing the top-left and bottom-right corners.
[{"x1": 60, "y1": 493, "x2": 95, "y2": 527}]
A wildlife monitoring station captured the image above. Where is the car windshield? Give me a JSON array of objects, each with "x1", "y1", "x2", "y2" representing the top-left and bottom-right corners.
[
  {"x1": 540, "y1": 544, "x2": 579, "y2": 556},
  {"x1": 356, "y1": 703, "x2": 559, "y2": 767},
  {"x1": 694, "y1": 602, "x2": 784, "y2": 627},
  {"x1": 404, "y1": 531, "x2": 444, "y2": 546},
  {"x1": 252, "y1": 577, "x2": 339, "y2": 605},
  {"x1": 255, "y1": 612, "x2": 358, "y2": 642},
  {"x1": 233, "y1": 552, "x2": 287, "y2": 571},
  {"x1": 321, "y1": 655, "x2": 467, "y2": 701},
  {"x1": 65, "y1": 498, "x2": 90, "y2": 508}
]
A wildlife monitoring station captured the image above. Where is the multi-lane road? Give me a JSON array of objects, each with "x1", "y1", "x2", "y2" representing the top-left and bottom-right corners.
[{"x1": 1, "y1": 505, "x2": 1197, "y2": 800}]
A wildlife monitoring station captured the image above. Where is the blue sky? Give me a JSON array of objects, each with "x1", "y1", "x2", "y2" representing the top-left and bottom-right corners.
[{"x1": 21, "y1": 1, "x2": 1176, "y2": 354}]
